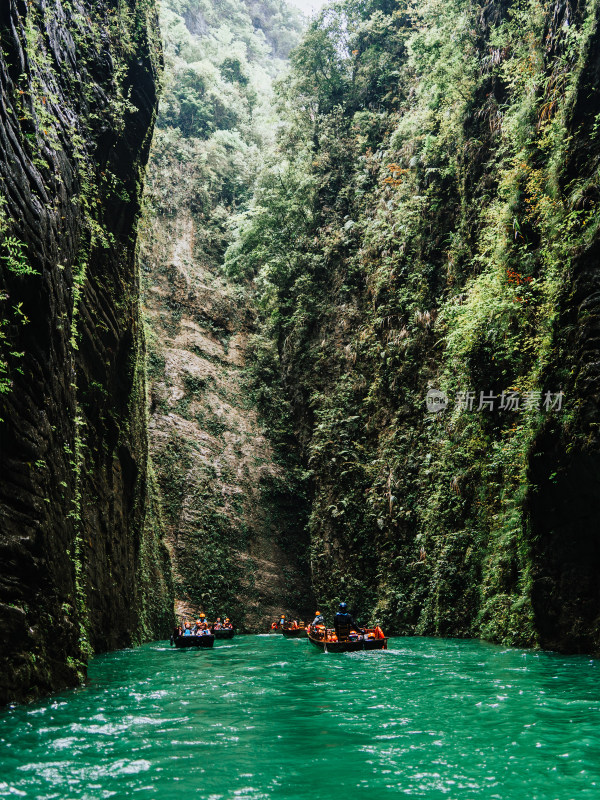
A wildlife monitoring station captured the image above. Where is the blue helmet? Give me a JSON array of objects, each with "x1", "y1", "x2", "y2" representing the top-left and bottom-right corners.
[{"x1": 339, "y1": 602, "x2": 348, "y2": 611}]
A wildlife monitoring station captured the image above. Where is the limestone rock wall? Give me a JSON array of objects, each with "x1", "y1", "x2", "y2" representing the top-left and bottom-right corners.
[{"x1": 0, "y1": 0, "x2": 173, "y2": 705}]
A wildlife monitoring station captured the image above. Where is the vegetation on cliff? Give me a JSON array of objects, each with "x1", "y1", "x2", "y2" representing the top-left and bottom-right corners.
[
  {"x1": 227, "y1": 0, "x2": 600, "y2": 652},
  {"x1": 0, "y1": 0, "x2": 173, "y2": 705},
  {"x1": 2, "y1": 0, "x2": 600, "y2": 711}
]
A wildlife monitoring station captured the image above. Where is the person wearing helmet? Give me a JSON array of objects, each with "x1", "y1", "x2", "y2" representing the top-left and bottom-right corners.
[
  {"x1": 278, "y1": 614, "x2": 286, "y2": 628},
  {"x1": 193, "y1": 613, "x2": 208, "y2": 633},
  {"x1": 311, "y1": 611, "x2": 325, "y2": 626},
  {"x1": 334, "y1": 602, "x2": 364, "y2": 639},
  {"x1": 223, "y1": 618, "x2": 232, "y2": 629}
]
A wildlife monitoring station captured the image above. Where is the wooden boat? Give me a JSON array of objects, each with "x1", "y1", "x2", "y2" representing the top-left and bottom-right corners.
[
  {"x1": 282, "y1": 627, "x2": 307, "y2": 638},
  {"x1": 212, "y1": 628, "x2": 235, "y2": 639},
  {"x1": 174, "y1": 634, "x2": 215, "y2": 648},
  {"x1": 307, "y1": 626, "x2": 387, "y2": 653},
  {"x1": 280, "y1": 622, "x2": 307, "y2": 639}
]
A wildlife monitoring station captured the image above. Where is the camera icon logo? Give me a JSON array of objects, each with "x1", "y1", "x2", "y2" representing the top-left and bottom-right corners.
[{"x1": 426, "y1": 389, "x2": 448, "y2": 413}]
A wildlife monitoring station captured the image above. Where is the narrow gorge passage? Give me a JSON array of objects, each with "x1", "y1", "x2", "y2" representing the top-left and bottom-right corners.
[
  {"x1": 4, "y1": 0, "x2": 600, "y2": 795},
  {"x1": 2, "y1": 0, "x2": 600, "y2": 745}
]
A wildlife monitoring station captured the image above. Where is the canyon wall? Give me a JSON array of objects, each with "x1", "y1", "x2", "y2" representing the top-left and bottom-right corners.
[
  {"x1": 0, "y1": 0, "x2": 173, "y2": 705},
  {"x1": 228, "y1": 0, "x2": 600, "y2": 653}
]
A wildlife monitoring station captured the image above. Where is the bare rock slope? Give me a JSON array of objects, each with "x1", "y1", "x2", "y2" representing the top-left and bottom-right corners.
[{"x1": 142, "y1": 210, "x2": 311, "y2": 629}]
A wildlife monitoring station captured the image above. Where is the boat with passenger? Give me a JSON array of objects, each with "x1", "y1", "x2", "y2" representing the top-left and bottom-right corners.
[
  {"x1": 281, "y1": 620, "x2": 307, "y2": 638},
  {"x1": 171, "y1": 613, "x2": 234, "y2": 646},
  {"x1": 212, "y1": 617, "x2": 235, "y2": 639},
  {"x1": 307, "y1": 623, "x2": 387, "y2": 652}
]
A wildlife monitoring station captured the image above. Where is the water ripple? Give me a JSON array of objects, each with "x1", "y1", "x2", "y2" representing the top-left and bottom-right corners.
[{"x1": 1, "y1": 637, "x2": 600, "y2": 799}]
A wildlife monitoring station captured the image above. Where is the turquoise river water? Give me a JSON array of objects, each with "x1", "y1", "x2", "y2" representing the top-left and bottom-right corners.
[{"x1": 1, "y1": 635, "x2": 599, "y2": 799}]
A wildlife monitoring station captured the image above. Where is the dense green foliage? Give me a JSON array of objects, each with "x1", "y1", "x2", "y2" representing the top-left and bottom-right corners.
[
  {"x1": 145, "y1": 0, "x2": 303, "y2": 262},
  {"x1": 226, "y1": 0, "x2": 600, "y2": 645}
]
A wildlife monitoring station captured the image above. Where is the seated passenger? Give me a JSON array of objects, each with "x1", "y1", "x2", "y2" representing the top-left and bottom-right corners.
[
  {"x1": 334, "y1": 602, "x2": 365, "y2": 640},
  {"x1": 224, "y1": 618, "x2": 232, "y2": 629},
  {"x1": 213, "y1": 617, "x2": 222, "y2": 629},
  {"x1": 193, "y1": 613, "x2": 208, "y2": 633},
  {"x1": 183, "y1": 622, "x2": 192, "y2": 636},
  {"x1": 311, "y1": 611, "x2": 324, "y2": 627}
]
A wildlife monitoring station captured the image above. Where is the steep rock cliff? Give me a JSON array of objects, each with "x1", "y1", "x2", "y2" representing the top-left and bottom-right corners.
[
  {"x1": 0, "y1": 0, "x2": 173, "y2": 705},
  {"x1": 528, "y1": 1, "x2": 600, "y2": 652},
  {"x1": 228, "y1": 0, "x2": 600, "y2": 653},
  {"x1": 142, "y1": 211, "x2": 311, "y2": 627}
]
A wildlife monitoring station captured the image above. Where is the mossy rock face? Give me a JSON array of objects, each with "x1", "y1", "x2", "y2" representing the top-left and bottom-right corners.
[
  {"x1": 0, "y1": 0, "x2": 173, "y2": 706},
  {"x1": 225, "y1": 0, "x2": 600, "y2": 652},
  {"x1": 142, "y1": 211, "x2": 313, "y2": 630}
]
